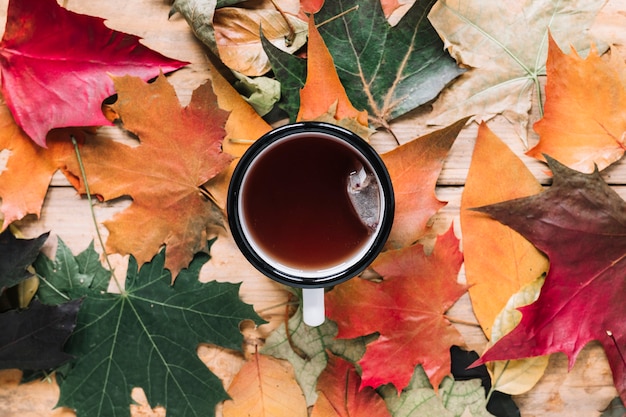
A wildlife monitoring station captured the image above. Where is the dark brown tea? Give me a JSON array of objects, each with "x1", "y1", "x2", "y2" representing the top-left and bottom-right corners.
[{"x1": 240, "y1": 135, "x2": 375, "y2": 271}]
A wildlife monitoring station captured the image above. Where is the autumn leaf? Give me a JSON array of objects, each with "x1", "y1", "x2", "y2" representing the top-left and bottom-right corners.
[
  {"x1": 214, "y1": 7, "x2": 307, "y2": 76},
  {"x1": 222, "y1": 352, "x2": 307, "y2": 417},
  {"x1": 429, "y1": 0, "x2": 606, "y2": 142},
  {"x1": 261, "y1": 294, "x2": 371, "y2": 406},
  {"x1": 0, "y1": 101, "x2": 82, "y2": 231},
  {"x1": 64, "y1": 74, "x2": 233, "y2": 277},
  {"x1": 0, "y1": 0, "x2": 186, "y2": 146},
  {"x1": 209, "y1": 58, "x2": 272, "y2": 152},
  {"x1": 204, "y1": 57, "x2": 272, "y2": 207},
  {"x1": 383, "y1": 117, "x2": 468, "y2": 247},
  {"x1": 460, "y1": 122, "x2": 548, "y2": 337},
  {"x1": 472, "y1": 156, "x2": 626, "y2": 405},
  {"x1": 326, "y1": 226, "x2": 466, "y2": 391},
  {"x1": 310, "y1": 353, "x2": 390, "y2": 417},
  {"x1": 488, "y1": 275, "x2": 549, "y2": 396},
  {"x1": 261, "y1": 32, "x2": 307, "y2": 121},
  {"x1": 44, "y1": 241, "x2": 261, "y2": 417},
  {"x1": 529, "y1": 35, "x2": 626, "y2": 172},
  {"x1": 297, "y1": 16, "x2": 368, "y2": 126},
  {"x1": 314, "y1": 0, "x2": 464, "y2": 128},
  {"x1": 380, "y1": 365, "x2": 494, "y2": 417}
]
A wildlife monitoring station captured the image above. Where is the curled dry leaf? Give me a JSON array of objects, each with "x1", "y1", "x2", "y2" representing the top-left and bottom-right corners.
[
  {"x1": 529, "y1": 35, "x2": 626, "y2": 172},
  {"x1": 214, "y1": 7, "x2": 307, "y2": 76},
  {"x1": 261, "y1": 298, "x2": 370, "y2": 406}
]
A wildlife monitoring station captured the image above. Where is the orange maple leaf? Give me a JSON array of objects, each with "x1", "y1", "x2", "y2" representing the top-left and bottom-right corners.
[
  {"x1": 296, "y1": 15, "x2": 368, "y2": 126},
  {"x1": 222, "y1": 352, "x2": 307, "y2": 417},
  {"x1": 204, "y1": 58, "x2": 272, "y2": 207},
  {"x1": 461, "y1": 122, "x2": 548, "y2": 338},
  {"x1": 326, "y1": 226, "x2": 466, "y2": 391},
  {"x1": 382, "y1": 117, "x2": 468, "y2": 247},
  {"x1": 0, "y1": 101, "x2": 82, "y2": 230},
  {"x1": 64, "y1": 74, "x2": 233, "y2": 277},
  {"x1": 529, "y1": 34, "x2": 626, "y2": 172}
]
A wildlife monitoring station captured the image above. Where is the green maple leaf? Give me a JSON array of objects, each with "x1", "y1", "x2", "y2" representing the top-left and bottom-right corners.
[
  {"x1": 43, "y1": 240, "x2": 261, "y2": 417},
  {"x1": 35, "y1": 238, "x2": 110, "y2": 305},
  {"x1": 314, "y1": 0, "x2": 464, "y2": 127}
]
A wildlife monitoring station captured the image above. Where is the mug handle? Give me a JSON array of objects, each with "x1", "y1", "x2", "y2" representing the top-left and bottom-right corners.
[{"x1": 302, "y1": 288, "x2": 325, "y2": 326}]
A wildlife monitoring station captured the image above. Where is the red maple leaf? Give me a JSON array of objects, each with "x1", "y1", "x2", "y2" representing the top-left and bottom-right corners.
[
  {"x1": 473, "y1": 156, "x2": 626, "y2": 404},
  {"x1": 326, "y1": 226, "x2": 466, "y2": 391},
  {"x1": 0, "y1": 0, "x2": 187, "y2": 146}
]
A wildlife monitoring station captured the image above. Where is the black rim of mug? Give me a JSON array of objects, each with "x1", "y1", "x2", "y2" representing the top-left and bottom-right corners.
[{"x1": 226, "y1": 121, "x2": 395, "y2": 288}]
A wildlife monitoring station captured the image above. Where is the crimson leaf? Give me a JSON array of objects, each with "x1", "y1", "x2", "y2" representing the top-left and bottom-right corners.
[
  {"x1": 0, "y1": 0, "x2": 187, "y2": 146},
  {"x1": 473, "y1": 156, "x2": 626, "y2": 405}
]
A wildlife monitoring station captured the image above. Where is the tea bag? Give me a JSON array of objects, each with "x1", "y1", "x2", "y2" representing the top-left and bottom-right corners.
[{"x1": 347, "y1": 165, "x2": 380, "y2": 231}]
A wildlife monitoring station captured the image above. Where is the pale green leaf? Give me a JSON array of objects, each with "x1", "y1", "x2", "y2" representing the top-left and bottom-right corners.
[
  {"x1": 380, "y1": 366, "x2": 494, "y2": 417},
  {"x1": 380, "y1": 366, "x2": 453, "y2": 417},
  {"x1": 261, "y1": 293, "x2": 371, "y2": 406},
  {"x1": 429, "y1": 0, "x2": 607, "y2": 144},
  {"x1": 233, "y1": 72, "x2": 281, "y2": 116}
]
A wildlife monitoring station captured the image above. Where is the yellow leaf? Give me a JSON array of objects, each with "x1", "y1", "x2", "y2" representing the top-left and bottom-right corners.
[
  {"x1": 460, "y1": 123, "x2": 548, "y2": 337},
  {"x1": 222, "y1": 352, "x2": 307, "y2": 417}
]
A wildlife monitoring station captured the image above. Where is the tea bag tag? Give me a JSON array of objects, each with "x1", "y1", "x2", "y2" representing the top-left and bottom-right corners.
[{"x1": 302, "y1": 288, "x2": 325, "y2": 326}]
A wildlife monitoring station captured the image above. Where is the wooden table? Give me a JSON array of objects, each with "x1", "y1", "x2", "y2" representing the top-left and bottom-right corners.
[{"x1": 0, "y1": 1, "x2": 624, "y2": 416}]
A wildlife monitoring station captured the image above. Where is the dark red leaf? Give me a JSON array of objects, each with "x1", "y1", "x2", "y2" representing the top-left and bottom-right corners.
[
  {"x1": 0, "y1": 299, "x2": 81, "y2": 370},
  {"x1": 473, "y1": 156, "x2": 626, "y2": 404}
]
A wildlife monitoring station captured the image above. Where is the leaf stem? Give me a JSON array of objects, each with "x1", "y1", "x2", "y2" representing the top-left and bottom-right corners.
[
  {"x1": 485, "y1": 360, "x2": 510, "y2": 403},
  {"x1": 70, "y1": 135, "x2": 124, "y2": 293},
  {"x1": 36, "y1": 273, "x2": 71, "y2": 301},
  {"x1": 534, "y1": 75, "x2": 544, "y2": 118},
  {"x1": 270, "y1": 0, "x2": 295, "y2": 46}
]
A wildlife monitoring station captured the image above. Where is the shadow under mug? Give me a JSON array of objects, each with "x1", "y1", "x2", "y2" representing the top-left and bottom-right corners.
[{"x1": 227, "y1": 122, "x2": 394, "y2": 326}]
